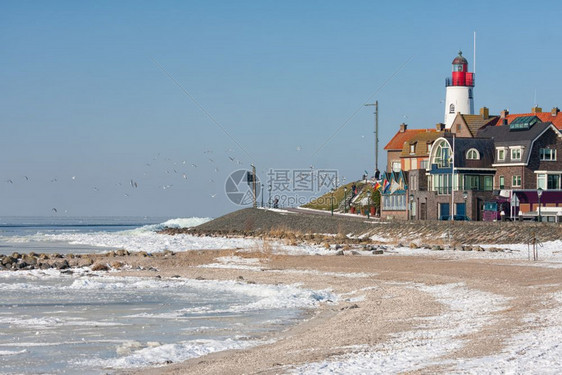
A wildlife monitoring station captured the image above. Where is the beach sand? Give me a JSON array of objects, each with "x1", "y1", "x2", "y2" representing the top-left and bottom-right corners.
[{"x1": 110, "y1": 247, "x2": 562, "y2": 374}]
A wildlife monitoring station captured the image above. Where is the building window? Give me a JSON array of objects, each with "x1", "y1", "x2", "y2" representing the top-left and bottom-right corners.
[
  {"x1": 497, "y1": 148, "x2": 505, "y2": 161},
  {"x1": 484, "y1": 176, "x2": 493, "y2": 191},
  {"x1": 426, "y1": 143, "x2": 432, "y2": 153},
  {"x1": 466, "y1": 148, "x2": 480, "y2": 160},
  {"x1": 468, "y1": 88, "x2": 473, "y2": 99},
  {"x1": 499, "y1": 176, "x2": 505, "y2": 189},
  {"x1": 537, "y1": 174, "x2": 547, "y2": 189},
  {"x1": 383, "y1": 194, "x2": 406, "y2": 211},
  {"x1": 449, "y1": 104, "x2": 455, "y2": 114},
  {"x1": 410, "y1": 143, "x2": 415, "y2": 154},
  {"x1": 540, "y1": 148, "x2": 557, "y2": 161},
  {"x1": 511, "y1": 147, "x2": 522, "y2": 161},
  {"x1": 465, "y1": 175, "x2": 480, "y2": 190},
  {"x1": 512, "y1": 175, "x2": 522, "y2": 187},
  {"x1": 420, "y1": 159, "x2": 429, "y2": 170},
  {"x1": 547, "y1": 174, "x2": 560, "y2": 189},
  {"x1": 392, "y1": 161, "x2": 401, "y2": 172},
  {"x1": 538, "y1": 173, "x2": 561, "y2": 189},
  {"x1": 433, "y1": 173, "x2": 452, "y2": 195},
  {"x1": 434, "y1": 141, "x2": 451, "y2": 168},
  {"x1": 410, "y1": 175, "x2": 418, "y2": 191}
]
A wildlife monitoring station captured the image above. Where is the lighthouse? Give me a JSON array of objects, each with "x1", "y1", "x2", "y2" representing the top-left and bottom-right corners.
[{"x1": 444, "y1": 51, "x2": 474, "y2": 128}]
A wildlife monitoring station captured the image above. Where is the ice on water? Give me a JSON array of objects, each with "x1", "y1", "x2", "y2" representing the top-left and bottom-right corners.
[{"x1": 0, "y1": 217, "x2": 333, "y2": 374}]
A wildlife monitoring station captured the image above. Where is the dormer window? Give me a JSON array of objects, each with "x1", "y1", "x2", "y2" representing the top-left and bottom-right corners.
[
  {"x1": 497, "y1": 148, "x2": 506, "y2": 161},
  {"x1": 511, "y1": 147, "x2": 522, "y2": 161},
  {"x1": 466, "y1": 148, "x2": 480, "y2": 160},
  {"x1": 410, "y1": 143, "x2": 415, "y2": 154}
]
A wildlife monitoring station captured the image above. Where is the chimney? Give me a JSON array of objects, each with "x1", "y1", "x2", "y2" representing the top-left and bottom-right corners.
[
  {"x1": 551, "y1": 107, "x2": 560, "y2": 116},
  {"x1": 532, "y1": 106, "x2": 542, "y2": 114},
  {"x1": 399, "y1": 123, "x2": 408, "y2": 133},
  {"x1": 435, "y1": 123, "x2": 445, "y2": 131},
  {"x1": 500, "y1": 109, "x2": 509, "y2": 119},
  {"x1": 480, "y1": 107, "x2": 489, "y2": 120}
]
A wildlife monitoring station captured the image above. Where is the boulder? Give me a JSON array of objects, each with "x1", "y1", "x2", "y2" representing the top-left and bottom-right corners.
[
  {"x1": 54, "y1": 260, "x2": 70, "y2": 270},
  {"x1": 110, "y1": 261, "x2": 125, "y2": 269},
  {"x1": 91, "y1": 263, "x2": 109, "y2": 271}
]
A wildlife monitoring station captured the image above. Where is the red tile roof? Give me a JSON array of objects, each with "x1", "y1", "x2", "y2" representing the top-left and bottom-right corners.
[
  {"x1": 495, "y1": 111, "x2": 562, "y2": 129},
  {"x1": 384, "y1": 129, "x2": 436, "y2": 151}
]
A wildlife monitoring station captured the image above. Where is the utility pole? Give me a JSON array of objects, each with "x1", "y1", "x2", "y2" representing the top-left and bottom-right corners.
[{"x1": 365, "y1": 101, "x2": 379, "y2": 172}]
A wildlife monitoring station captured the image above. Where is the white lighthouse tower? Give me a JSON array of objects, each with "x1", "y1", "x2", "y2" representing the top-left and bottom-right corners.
[{"x1": 444, "y1": 51, "x2": 474, "y2": 128}]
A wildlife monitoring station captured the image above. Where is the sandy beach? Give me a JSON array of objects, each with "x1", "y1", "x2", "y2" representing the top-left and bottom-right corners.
[
  {"x1": 102, "y1": 243, "x2": 562, "y2": 374},
  {"x1": 2, "y1": 210, "x2": 560, "y2": 374}
]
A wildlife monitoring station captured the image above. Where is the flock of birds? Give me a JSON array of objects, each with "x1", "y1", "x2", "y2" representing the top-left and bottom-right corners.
[{"x1": 3, "y1": 149, "x2": 247, "y2": 214}]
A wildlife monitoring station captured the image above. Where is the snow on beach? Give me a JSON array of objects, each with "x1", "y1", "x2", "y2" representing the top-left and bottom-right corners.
[
  {"x1": 5, "y1": 216, "x2": 560, "y2": 264},
  {"x1": 452, "y1": 291, "x2": 562, "y2": 374},
  {"x1": 388, "y1": 240, "x2": 562, "y2": 266},
  {"x1": 292, "y1": 282, "x2": 511, "y2": 374}
]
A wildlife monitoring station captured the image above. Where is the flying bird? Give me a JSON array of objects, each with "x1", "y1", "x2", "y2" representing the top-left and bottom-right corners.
[
  {"x1": 6, "y1": 179, "x2": 13, "y2": 184},
  {"x1": 210, "y1": 194, "x2": 217, "y2": 198},
  {"x1": 52, "y1": 208, "x2": 58, "y2": 213}
]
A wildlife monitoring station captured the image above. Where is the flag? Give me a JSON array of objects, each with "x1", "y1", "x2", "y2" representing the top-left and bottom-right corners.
[
  {"x1": 382, "y1": 178, "x2": 390, "y2": 193},
  {"x1": 390, "y1": 180, "x2": 400, "y2": 194},
  {"x1": 373, "y1": 181, "x2": 381, "y2": 191}
]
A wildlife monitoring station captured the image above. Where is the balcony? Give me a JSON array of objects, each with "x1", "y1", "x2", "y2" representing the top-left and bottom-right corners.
[{"x1": 435, "y1": 187, "x2": 452, "y2": 195}]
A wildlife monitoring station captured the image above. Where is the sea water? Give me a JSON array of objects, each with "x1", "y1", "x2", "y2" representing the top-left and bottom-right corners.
[{"x1": 0, "y1": 217, "x2": 331, "y2": 374}]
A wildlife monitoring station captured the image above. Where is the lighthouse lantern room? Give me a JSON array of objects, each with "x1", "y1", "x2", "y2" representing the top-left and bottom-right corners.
[{"x1": 444, "y1": 51, "x2": 475, "y2": 128}]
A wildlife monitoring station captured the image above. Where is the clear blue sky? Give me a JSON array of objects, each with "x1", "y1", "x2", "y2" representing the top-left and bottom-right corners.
[{"x1": 1, "y1": 0, "x2": 561, "y2": 218}]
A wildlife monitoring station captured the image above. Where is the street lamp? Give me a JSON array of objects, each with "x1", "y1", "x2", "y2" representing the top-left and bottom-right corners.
[
  {"x1": 409, "y1": 194, "x2": 414, "y2": 220},
  {"x1": 463, "y1": 191, "x2": 468, "y2": 220},
  {"x1": 344, "y1": 187, "x2": 348, "y2": 213},
  {"x1": 537, "y1": 187, "x2": 543, "y2": 222}
]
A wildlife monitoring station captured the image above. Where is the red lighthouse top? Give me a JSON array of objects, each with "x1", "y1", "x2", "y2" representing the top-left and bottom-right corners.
[{"x1": 446, "y1": 51, "x2": 474, "y2": 87}]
